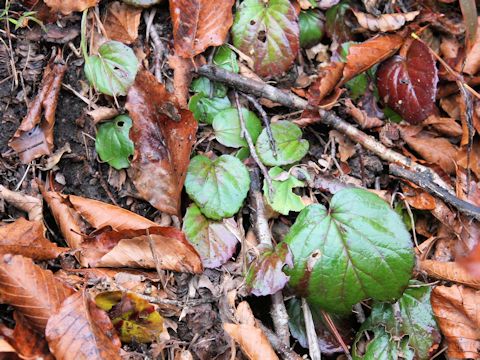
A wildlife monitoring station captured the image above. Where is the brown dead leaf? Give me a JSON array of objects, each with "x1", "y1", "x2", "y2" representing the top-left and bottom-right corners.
[
  {"x1": 44, "y1": 0, "x2": 99, "y2": 15},
  {"x1": 223, "y1": 324, "x2": 278, "y2": 359},
  {"x1": 330, "y1": 130, "x2": 356, "y2": 162},
  {"x1": 400, "y1": 126, "x2": 458, "y2": 174},
  {"x1": 170, "y1": 0, "x2": 235, "y2": 58},
  {"x1": 104, "y1": 1, "x2": 141, "y2": 45},
  {"x1": 401, "y1": 184, "x2": 436, "y2": 210},
  {"x1": 0, "y1": 218, "x2": 67, "y2": 260},
  {"x1": 126, "y1": 70, "x2": 197, "y2": 215},
  {"x1": 81, "y1": 227, "x2": 203, "y2": 273},
  {"x1": 46, "y1": 290, "x2": 121, "y2": 360},
  {"x1": 0, "y1": 254, "x2": 74, "y2": 332},
  {"x1": 307, "y1": 62, "x2": 344, "y2": 106},
  {"x1": 431, "y1": 285, "x2": 480, "y2": 359},
  {"x1": 456, "y1": 168, "x2": 480, "y2": 207},
  {"x1": 168, "y1": 54, "x2": 194, "y2": 109},
  {"x1": 0, "y1": 312, "x2": 54, "y2": 360},
  {"x1": 423, "y1": 115, "x2": 463, "y2": 137},
  {"x1": 419, "y1": 259, "x2": 480, "y2": 289},
  {"x1": 352, "y1": 10, "x2": 419, "y2": 33},
  {"x1": 9, "y1": 54, "x2": 67, "y2": 164},
  {"x1": 464, "y1": 17, "x2": 480, "y2": 75},
  {"x1": 456, "y1": 138, "x2": 480, "y2": 179},
  {"x1": 0, "y1": 185, "x2": 42, "y2": 221},
  {"x1": 344, "y1": 98, "x2": 383, "y2": 129}
]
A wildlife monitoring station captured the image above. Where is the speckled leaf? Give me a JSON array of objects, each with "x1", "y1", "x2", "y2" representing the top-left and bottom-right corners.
[
  {"x1": 245, "y1": 243, "x2": 293, "y2": 296},
  {"x1": 356, "y1": 282, "x2": 441, "y2": 359},
  {"x1": 84, "y1": 41, "x2": 138, "y2": 97},
  {"x1": 188, "y1": 94, "x2": 231, "y2": 124},
  {"x1": 185, "y1": 155, "x2": 250, "y2": 220},
  {"x1": 232, "y1": 0, "x2": 299, "y2": 77},
  {"x1": 256, "y1": 121, "x2": 309, "y2": 166},
  {"x1": 263, "y1": 167, "x2": 305, "y2": 215},
  {"x1": 283, "y1": 188, "x2": 414, "y2": 314},
  {"x1": 377, "y1": 40, "x2": 438, "y2": 124},
  {"x1": 183, "y1": 204, "x2": 240, "y2": 268},
  {"x1": 213, "y1": 108, "x2": 262, "y2": 148},
  {"x1": 353, "y1": 326, "x2": 414, "y2": 360},
  {"x1": 95, "y1": 115, "x2": 134, "y2": 170},
  {"x1": 299, "y1": 10, "x2": 324, "y2": 48}
]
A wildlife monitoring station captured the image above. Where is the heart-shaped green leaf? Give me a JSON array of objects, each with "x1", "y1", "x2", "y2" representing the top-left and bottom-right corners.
[
  {"x1": 232, "y1": 0, "x2": 299, "y2": 77},
  {"x1": 213, "y1": 108, "x2": 262, "y2": 148},
  {"x1": 256, "y1": 121, "x2": 309, "y2": 166},
  {"x1": 183, "y1": 204, "x2": 240, "y2": 268},
  {"x1": 354, "y1": 281, "x2": 440, "y2": 359},
  {"x1": 185, "y1": 155, "x2": 250, "y2": 220},
  {"x1": 95, "y1": 115, "x2": 134, "y2": 170},
  {"x1": 189, "y1": 94, "x2": 231, "y2": 124},
  {"x1": 263, "y1": 167, "x2": 305, "y2": 215},
  {"x1": 84, "y1": 40, "x2": 139, "y2": 97},
  {"x1": 191, "y1": 77, "x2": 228, "y2": 98},
  {"x1": 299, "y1": 10, "x2": 324, "y2": 48},
  {"x1": 213, "y1": 45, "x2": 239, "y2": 73},
  {"x1": 283, "y1": 188, "x2": 414, "y2": 314}
]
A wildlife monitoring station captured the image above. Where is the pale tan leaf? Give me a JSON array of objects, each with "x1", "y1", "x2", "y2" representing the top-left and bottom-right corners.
[
  {"x1": 353, "y1": 10, "x2": 419, "y2": 32},
  {"x1": 104, "y1": 1, "x2": 141, "y2": 44},
  {"x1": 419, "y1": 260, "x2": 480, "y2": 289},
  {"x1": 223, "y1": 323, "x2": 279, "y2": 360},
  {"x1": 44, "y1": 0, "x2": 99, "y2": 15},
  {"x1": 46, "y1": 291, "x2": 121, "y2": 360}
]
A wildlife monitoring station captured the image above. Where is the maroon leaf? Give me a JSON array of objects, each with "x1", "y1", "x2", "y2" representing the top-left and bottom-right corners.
[{"x1": 377, "y1": 39, "x2": 438, "y2": 124}]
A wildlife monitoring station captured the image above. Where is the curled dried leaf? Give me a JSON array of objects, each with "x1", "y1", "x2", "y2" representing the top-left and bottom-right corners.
[{"x1": 352, "y1": 10, "x2": 419, "y2": 33}]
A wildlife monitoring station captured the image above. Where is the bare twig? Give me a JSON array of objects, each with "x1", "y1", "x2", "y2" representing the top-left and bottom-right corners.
[
  {"x1": 257, "y1": 321, "x2": 302, "y2": 360},
  {"x1": 301, "y1": 298, "x2": 321, "y2": 360},
  {"x1": 144, "y1": 11, "x2": 164, "y2": 82}
]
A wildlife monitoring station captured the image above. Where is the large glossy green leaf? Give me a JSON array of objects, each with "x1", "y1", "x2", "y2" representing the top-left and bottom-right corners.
[
  {"x1": 95, "y1": 115, "x2": 134, "y2": 170},
  {"x1": 188, "y1": 94, "x2": 231, "y2": 124},
  {"x1": 353, "y1": 326, "x2": 414, "y2": 360},
  {"x1": 355, "y1": 282, "x2": 440, "y2": 359},
  {"x1": 299, "y1": 10, "x2": 324, "y2": 48},
  {"x1": 283, "y1": 188, "x2": 414, "y2": 314},
  {"x1": 183, "y1": 204, "x2": 240, "y2": 268},
  {"x1": 256, "y1": 121, "x2": 309, "y2": 166},
  {"x1": 84, "y1": 41, "x2": 139, "y2": 96},
  {"x1": 263, "y1": 167, "x2": 305, "y2": 215},
  {"x1": 232, "y1": 0, "x2": 299, "y2": 77},
  {"x1": 185, "y1": 155, "x2": 250, "y2": 220},
  {"x1": 213, "y1": 108, "x2": 262, "y2": 148}
]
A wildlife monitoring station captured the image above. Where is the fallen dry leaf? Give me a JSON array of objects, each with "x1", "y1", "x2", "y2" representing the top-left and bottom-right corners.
[
  {"x1": 464, "y1": 17, "x2": 480, "y2": 75},
  {"x1": 344, "y1": 98, "x2": 383, "y2": 129},
  {"x1": 168, "y1": 54, "x2": 194, "y2": 109},
  {"x1": 46, "y1": 290, "x2": 121, "y2": 360},
  {"x1": 0, "y1": 218, "x2": 67, "y2": 260},
  {"x1": 456, "y1": 138, "x2": 480, "y2": 179},
  {"x1": 0, "y1": 312, "x2": 54, "y2": 360},
  {"x1": 170, "y1": 0, "x2": 235, "y2": 58},
  {"x1": 419, "y1": 259, "x2": 480, "y2": 289},
  {"x1": 352, "y1": 10, "x2": 419, "y2": 33},
  {"x1": 9, "y1": 54, "x2": 67, "y2": 163},
  {"x1": 0, "y1": 254, "x2": 74, "y2": 332},
  {"x1": 307, "y1": 62, "x2": 344, "y2": 106},
  {"x1": 0, "y1": 185, "x2": 42, "y2": 221},
  {"x1": 431, "y1": 285, "x2": 480, "y2": 359},
  {"x1": 44, "y1": 0, "x2": 99, "y2": 15},
  {"x1": 126, "y1": 70, "x2": 197, "y2": 215},
  {"x1": 423, "y1": 115, "x2": 463, "y2": 137},
  {"x1": 456, "y1": 168, "x2": 480, "y2": 207},
  {"x1": 401, "y1": 184, "x2": 437, "y2": 210},
  {"x1": 104, "y1": 1, "x2": 141, "y2": 44}
]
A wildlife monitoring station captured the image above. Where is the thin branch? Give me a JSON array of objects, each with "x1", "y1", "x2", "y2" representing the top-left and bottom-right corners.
[{"x1": 302, "y1": 298, "x2": 321, "y2": 360}]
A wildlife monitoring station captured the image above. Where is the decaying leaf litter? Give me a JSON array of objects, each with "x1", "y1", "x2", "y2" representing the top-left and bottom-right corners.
[{"x1": 1, "y1": 0, "x2": 480, "y2": 359}]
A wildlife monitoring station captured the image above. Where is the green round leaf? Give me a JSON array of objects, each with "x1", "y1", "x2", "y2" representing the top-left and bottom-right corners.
[
  {"x1": 84, "y1": 40, "x2": 139, "y2": 96},
  {"x1": 283, "y1": 188, "x2": 414, "y2": 314},
  {"x1": 185, "y1": 155, "x2": 250, "y2": 220},
  {"x1": 213, "y1": 45, "x2": 239, "y2": 73},
  {"x1": 232, "y1": 0, "x2": 299, "y2": 78},
  {"x1": 191, "y1": 77, "x2": 227, "y2": 98},
  {"x1": 95, "y1": 115, "x2": 134, "y2": 170},
  {"x1": 299, "y1": 10, "x2": 324, "y2": 48},
  {"x1": 264, "y1": 167, "x2": 305, "y2": 215},
  {"x1": 183, "y1": 204, "x2": 240, "y2": 268},
  {"x1": 213, "y1": 108, "x2": 262, "y2": 148},
  {"x1": 188, "y1": 94, "x2": 231, "y2": 124},
  {"x1": 256, "y1": 121, "x2": 309, "y2": 166}
]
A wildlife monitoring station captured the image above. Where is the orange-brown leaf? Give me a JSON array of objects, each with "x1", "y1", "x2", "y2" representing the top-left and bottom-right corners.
[
  {"x1": 170, "y1": 0, "x2": 235, "y2": 58},
  {"x1": 44, "y1": 0, "x2": 99, "y2": 15},
  {"x1": 126, "y1": 70, "x2": 197, "y2": 215},
  {"x1": 0, "y1": 254, "x2": 74, "y2": 332},
  {"x1": 344, "y1": 98, "x2": 383, "y2": 129},
  {"x1": 104, "y1": 1, "x2": 141, "y2": 45},
  {"x1": 168, "y1": 54, "x2": 194, "y2": 109},
  {"x1": 223, "y1": 323, "x2": 279, "y2": 360},
  {"x1": 352, "y1": 10, "x2": 419, "y2": 33},
  {"x1": 46, "y1": 291, "x2": 121, "y2": 360},
  {"x1": 307, "y1": 62, "x2": 344, "y2": 106},
  {"x1": 0, "y1": 218, "x2": 67, "y2": 260},
  {"x1": 419, "y1": 259, "x2": 480, "y2": 289},
  {"x1": 431, "y1": 285, "x2": 480, "y2": 359},
  {"x1": 456, "y1": 138, "x2": 480, "y2": 179},
  {"x1": 8, "y1": 54, "x2": 67, "y2": 163}
]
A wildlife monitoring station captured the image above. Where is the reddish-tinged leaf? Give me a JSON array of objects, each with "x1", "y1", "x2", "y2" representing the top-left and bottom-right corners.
[
  {"x1": 0, "y1": 312, "x2": 54, "y2": 360},
  {"x1": 377, "y1": 39, "x2": 438, "y2": 124},
  {"x1": 0, "y1": 254, "x2": 74, "y2": 332},
  {"x1": 0, "y1": 218, "x2": 67, "y2": 260},
  {"x1": 46, "y1": 291, "x2": 121, "y2": 360},
  {"x1": 431, "y1": 285, "x2": 480, "y2": 359},
  {"x1": 223, "y1": 323, "x2": 279, "y2": 360},
  {"x1": 170, "y1": 0, "x2": 235, "y2": 58},
  {"x1": 126, "y1": 70, "x2": 197, "y2": 215},
  {"x1": 44, "y1": 0, "x2": 98, "y2": 14},
  {"x1": 419, "y1": 260, "x2": 480, "y2": 289},
  {"x1": 9, "y1": 54, "x2": 67, "y2": 163},
  {"x1": 307, "y1": 62, "x2": 344, "y2": 106},
  {"x1": 401, "y1": 184, "x2": 436, "y2": 210},
  {"x1": 104, "y1": 1, "x2": 142, "y2": 45},
  {"x1": 352, "y1": 10, "x2": 419, "y2": 33},
  {"x1": 81, "y1": 227, "x2": 203, "y2": 273},
  {"x1": 232, "y1": 0, "x2": 299, "y2": 78}
]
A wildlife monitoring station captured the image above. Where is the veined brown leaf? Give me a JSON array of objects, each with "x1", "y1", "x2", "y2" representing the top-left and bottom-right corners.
[
  {"x1": 104, "y1": 1, "x2": 141, "y2": 45},
  {"x1": 419, "y1": 260, "x2": 480, "y2": 289}
]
